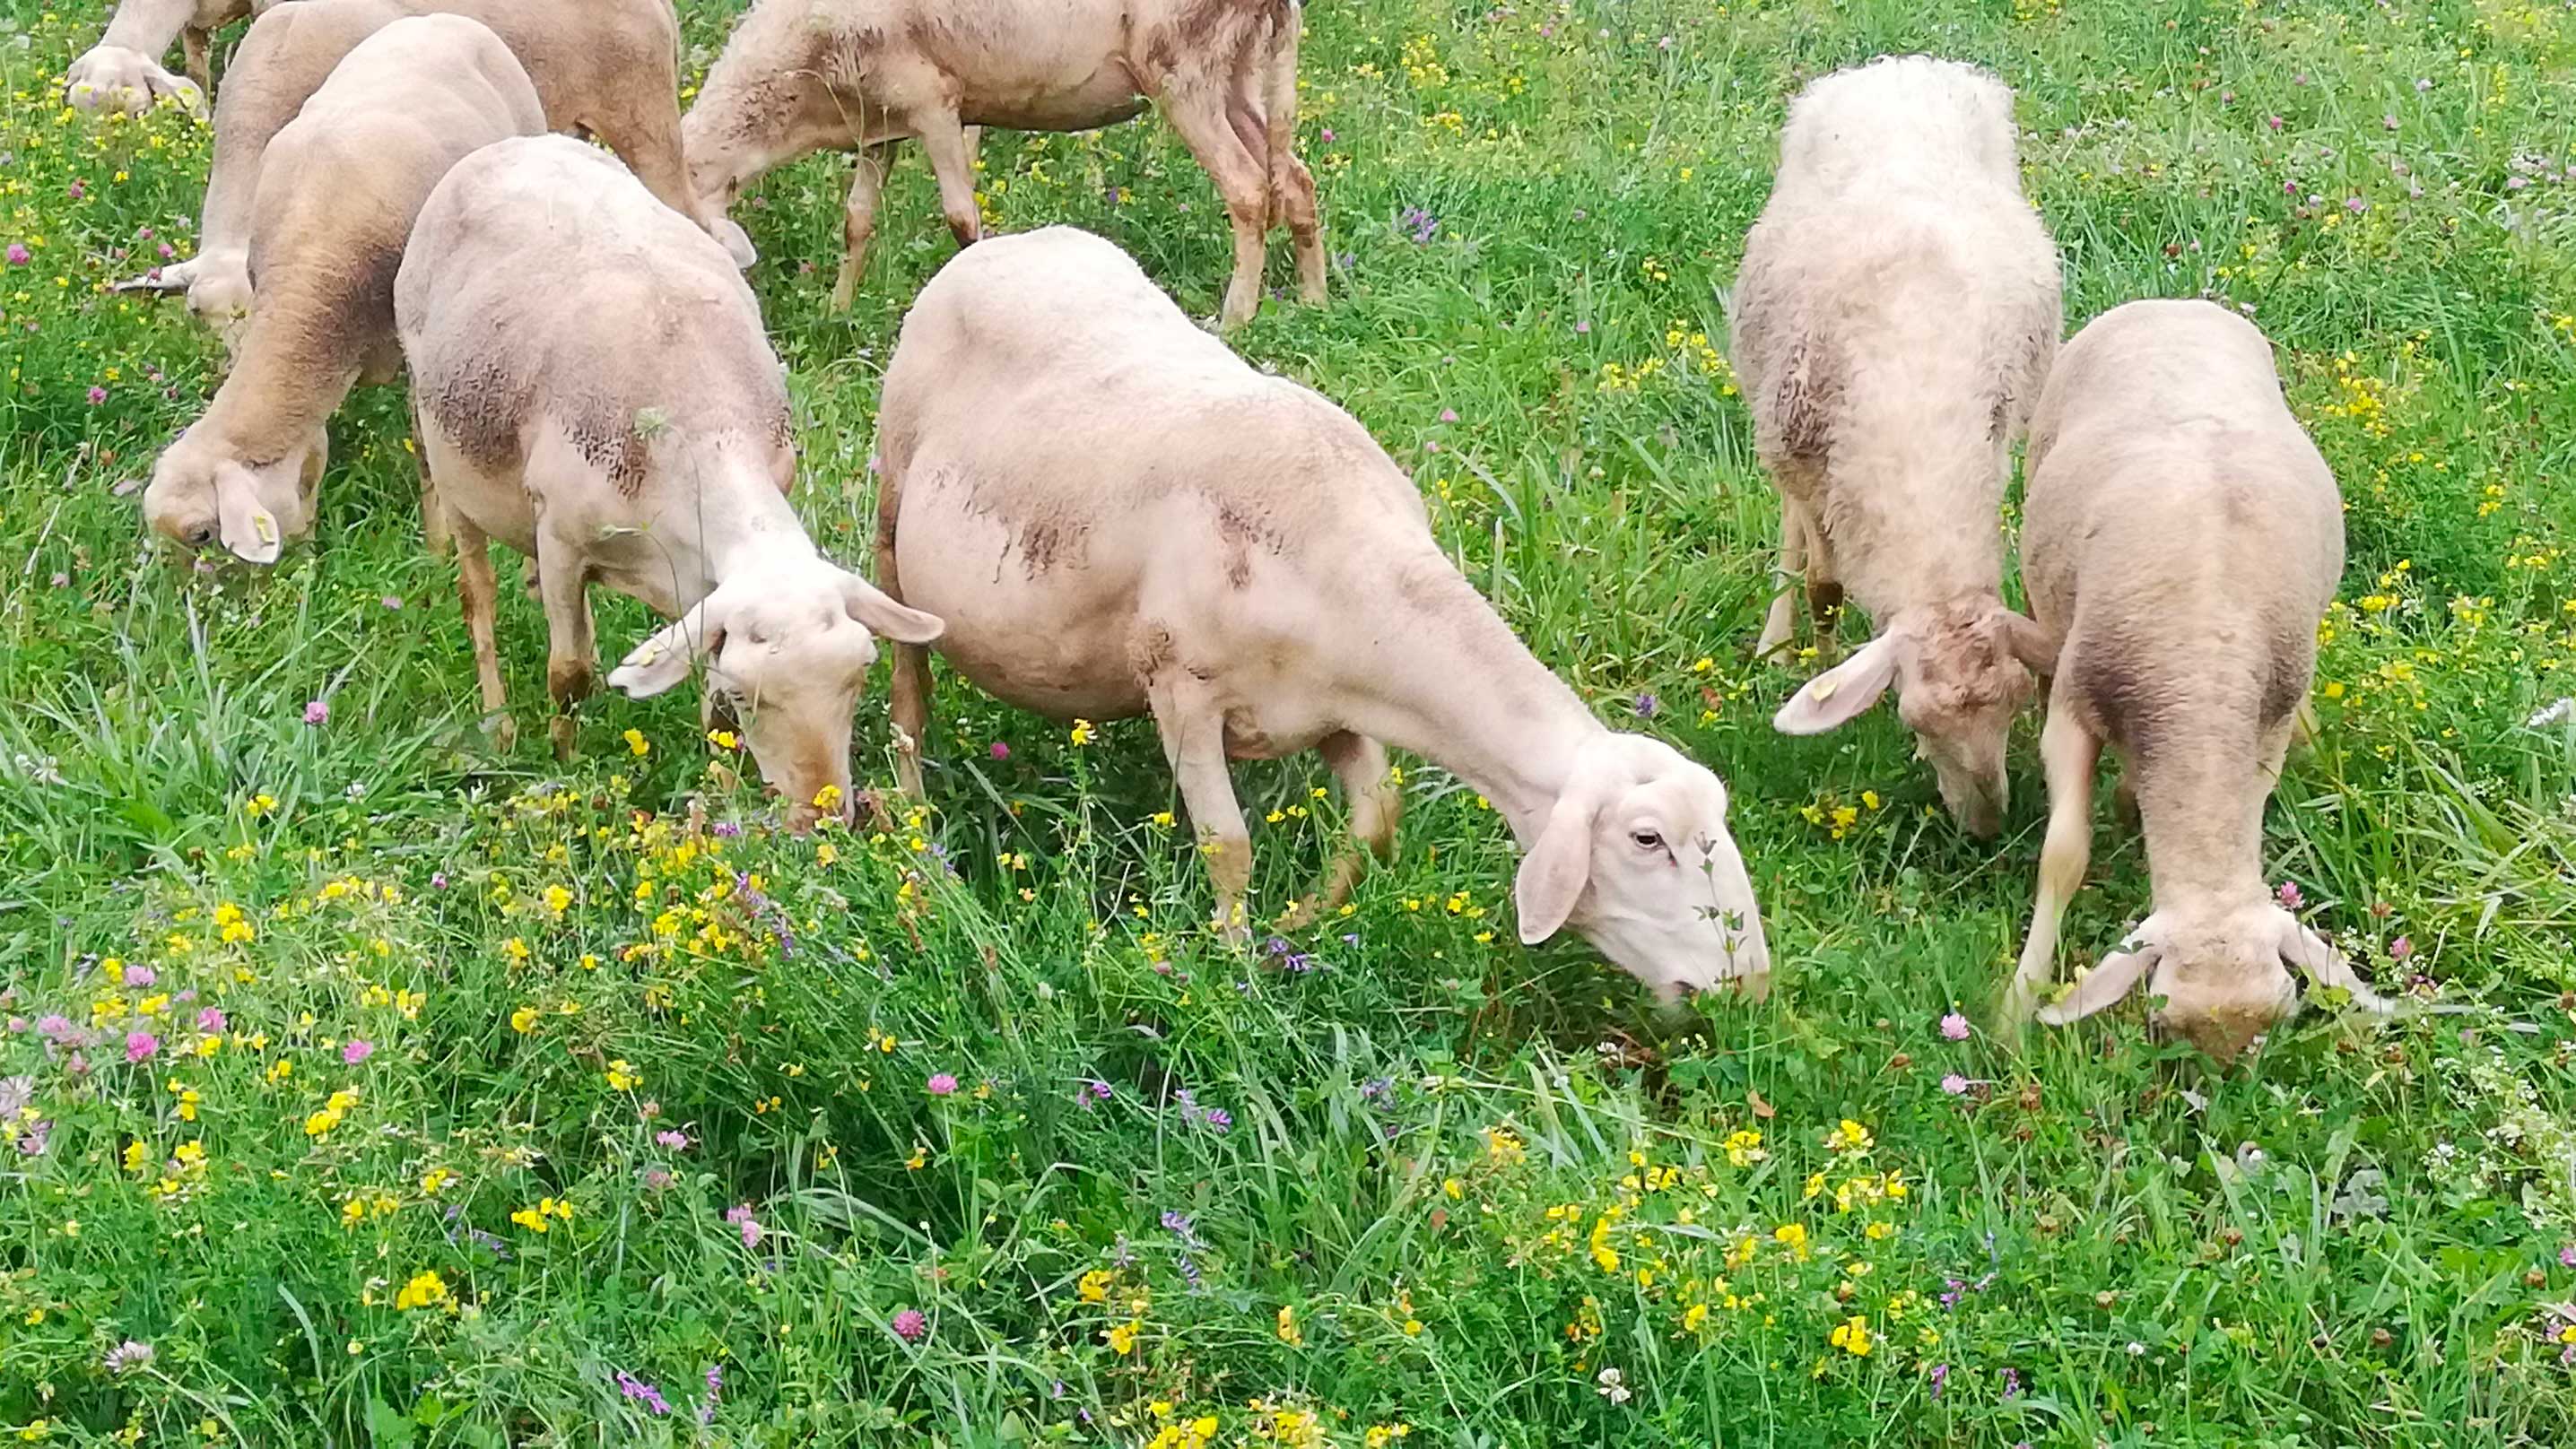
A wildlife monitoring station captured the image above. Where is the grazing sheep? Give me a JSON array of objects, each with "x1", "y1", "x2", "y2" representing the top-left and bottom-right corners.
[
  {"x1": 1732, "y1": 55, "x2": 2063, "y2": 837},
  {"x1": 874, "y1": 228, "x2": 1767, "y2": 997},
  {"x1": 138, "y1": 15, "x2": 545, "y2": 563},
  {"x1": 681, "y1": 0, "x2": 1325, "y2": 325},
  {"x1": 117, "y1": 0, "x2": 744, "y2": 352},
  {"x1": 2002, "y1": 299, "x2": 2389, "y2": 1059},
  {"x1": 398, "y1": 135, "x2": 943, "y2": 823},
  {"x1": 63, "y1": 0, "x2": 257, "y2": 113}
]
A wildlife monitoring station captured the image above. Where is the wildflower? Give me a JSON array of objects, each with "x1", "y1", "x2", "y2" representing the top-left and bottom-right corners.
[
  {"x1": 1939, "y1": 1012, "x2": 1969, "y2": 1040},
  {"x1": 87, "y1": 386, "x2": 107, "y2": 406},
  {"x1": 2276, "y1": 880, "x2": 2303, "y2": 910},
  {"x1": 699, "y1": 1365, "x2": 722, "y2": 1428},
  {"x1": 1941, "y1": 1073, "x2": 1969, "y2": 1096},
  {"x1": 394, "y1": 1271, "x2": 448, "y2": 1311},
  {"x1": 1632, "y1": 691, "x2": 1658, "y2": 718},
  {"x1": 1773, "y1": 1223, "x2": 1810, "y2": 1261},
  {"x1": 302, "y1": 699, "x2": 329, "y2": 726},
  {"x1": 1105, "y1": 1319, "x2": 1141, "y2": 1354},
  {"x1": 614, "y1": 1369, "x2": 672, "y2": 1416},
  {"x1": 421, "y1": 1167, "x2": 452, "y2": 1195},
  {"x1": 509, "y1": 1005, "x2": 539, "y2": 1034},
  {"x1": 1484, "y1": 1125, "x2": 1527, "y2": 1164},
  {"x1": 1077, "y1": 1268, "x2": 1114, "y2": 1303},
  {"x1": 1574, "y1": 318, "x2": 1590, "y2": 334},
  {"x1": 512, "y1": 1196, "x2": 574, "y2": 1232},
  {"x1": 891, "y1": 1307, "x2": 927, "y2": 1342},
  {"x1": 2389, "y1": 936, "x2": 2413, "y2": 962},
  {"x1": 705, "y1": 728, "x2": 738, "y2": 750},
  {"x1": 4, "y1": 244, "x2": 26, "y2": 265},
  {"x1": 1276, "y1": 1304, "x2": 1304, "y2": 1345},
  {"x1": 727, "y1": 1204, "x2": 763, "y2": 1249},
  {"x1": 125, "y1": 1030, "x2": 159, "y2": 1063},
  {"x1": 1723, "y1": 1129, "x2": 1766, "y2": 1167},
  {"x1": 1069, "y1": 719, "x2": 1093, "y2": 746},
  {"x1": 1824, "y1": 1118, "x2": 1874, "y2": 1153},
  {"x1": 102, "y1": 1341, "x2": 154, "y2": 1375},
  {"x1": 195, "y1": 1008, "x2": 225, "y2": 1034},
  {"x1": 989, "y1": 741, "x2": 1010, "y2": 759},
  {"x1": 605, "y1": 1060, "x2": 639, "y2": 1090},
  {"x1": 1075, "y1": 1079, "x2": 1113, "y2": 1108},
  {"x1": 656, "y1": 1129, "x2": 689, "y2": 1150},
  {"x1": 1595, "y1": 1367, "x2": 1632, "y2": 1404},
  {"x1": 342, "y1": 1039, "x2": 373, "y2": 1065},
  {"x1": 1829, "y1": 1316, "x2": 1873, "y2": 1357},
  {"x1": 926, "y1": 1072, "x2": 959, "y2": 1096}
]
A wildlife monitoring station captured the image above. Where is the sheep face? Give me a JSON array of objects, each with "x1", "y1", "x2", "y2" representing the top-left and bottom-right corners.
[
  {"x1": 2036, "y1": 904, "x2": 2389, "y2": 1061},
  {"x1": 1774, "y1": 601, "x2": 2049, "y2": 837},
  {"x1": 608, "y1": 567, "x2": 944, "y2": 833},
  {"x1": 1514, "y1": 735, "x2": 1771, "y2": 1001},
  {"x1": 141, "y1": 431, "x2": 322, "y2": 564}
]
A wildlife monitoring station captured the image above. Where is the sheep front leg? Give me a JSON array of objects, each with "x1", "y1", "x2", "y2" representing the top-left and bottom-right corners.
[
  {"x1": 1755, "y1": 494, "x2": 1810, "y2": 658},
  {"x1": 535, "y1": 525, "x2": 596, "y2": 763},
  {"x1": 2002, "y1": 692, "x2": 2099, "y2": 1026},
  {"x1": 1280, "y1": 731, "x2": 1399, "y2": 930},
  {"x1": 831, "y1": 143, "x2": 899, "y2": 312},
  {"x1": 1160, "y1": 82, "x2": 1275, "y2": 329},
  {"x1": 1148, "y1": 670, "x2": 1253, "y2": 945},
  {"x1": 875, "y1": 491, "x2": 933, "y2": 799},
  {"x1": 181, "y1": 25, "x2": 211, "y2": 95},
  {"x1": 911, "y1": 110, "x2": 983, "y2": 247},
  {"x1": 449, "y1": 512, "x2": 514, "y2": 752}
]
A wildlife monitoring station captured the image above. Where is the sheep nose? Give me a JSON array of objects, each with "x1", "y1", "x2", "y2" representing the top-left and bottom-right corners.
[{"x1": 183, "y1": 521, "x2": 215, "y2": 549}]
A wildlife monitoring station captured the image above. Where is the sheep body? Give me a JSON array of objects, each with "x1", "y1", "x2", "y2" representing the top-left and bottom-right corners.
[
  {"x1": 874, "y1": 227, "x2": 1767, "y2": 997},
  {"x1": 2005, "y1": 299, "x2": 2385, "y2": 1056},
  {"x1": 683, "y1": 0, "x2": 1322, "y2": 325},
  {"x1": 1734, "y1": 55, "x2": 2062, "y2": 837},
  {"x1": 398, "y1": 135, "x2": 940, "y2": 821},
  {"x1": 122, "y1": 0, "x2": 735, "y2": 351},
  {"x1": 139, "y1": 14, "x2": 546, "y2": 563}
]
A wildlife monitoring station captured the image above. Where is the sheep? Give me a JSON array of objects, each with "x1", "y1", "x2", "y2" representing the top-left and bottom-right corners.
[
  {"x1": 63, "y1": 0, "x2": 257, "y2": 113},
  {"x1": 2000, "y1": 299, "x2": 2389, "y2": 1059},
  {"x1": 1731, "y1": 55, "x2": 2063, "y2": 837},
  {"x1": 398, "y1": 134, "x2": 944, "y2": 823},
  {"x1": 117, "y1": 0, "x2": 744, "y2": 354},
  {"x1": 138, "y1": 15, "x2": 546, "y2": 563},
  {"x1": 680, "y1": 0, "x2": 1326, "y2": 326},
  {"x1": 872, "y1": 227, "x2": 1767, "y2": 997}
]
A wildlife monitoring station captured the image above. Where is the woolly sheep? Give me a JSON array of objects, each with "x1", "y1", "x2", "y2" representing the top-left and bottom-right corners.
[
  {"x1": 2002, "y1": 299, "x2": 2389, "y2": 1059},
  {"x1": 138, "y1": 14, "x2": 546, "y2": 562},
  {"x1": 1732, "y1": 55, "x2": 2063, "y2": 837},
  {"x1": 397, "y1": 135, "x2": 943, "y2": 824},
  {"x1": 681, "y1": 0, "x2": 1324, "y2": 325},
  {"x1": 872, "y1": 228, "x2": 1768, "y2": 998}
]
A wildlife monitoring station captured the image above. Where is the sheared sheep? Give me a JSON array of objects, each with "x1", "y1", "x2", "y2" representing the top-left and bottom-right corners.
[
  {"x1": 63, "y1": 0, "x2": 258, "y2": 113},
  {"x1": 398, "y1": 134, "x2": 943, "y2": 823},
  {"x1": 681, "y1": 0, "x2": 1325, "y2": 325},
  {"x1": 118, "y1": 0, "x2": 742, "y2": 353},
  {"x1": 1732, "y1": 55, "x2": 2063, "y2": 837},
  {"x1": 2002, "y1": 299, "x2": 2389, "y2": 1059},
  {"x1": 873, "y1": 227, "x2": 1766, "y2": 997},
  {"x1": 138, "y1": 14, "x2": 545, "y2": 563}
]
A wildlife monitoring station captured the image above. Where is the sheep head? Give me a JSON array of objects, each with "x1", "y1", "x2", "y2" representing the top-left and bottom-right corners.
[
  {"x1": 2036, "y1": 906, "x2": 2393, "y2": 1061},
  {"x1": 141, "y1": 429, "x2": 321, "y2": 565},
  {"x1": 607, "y1": 564, "x2": 942, "y2": 832}
]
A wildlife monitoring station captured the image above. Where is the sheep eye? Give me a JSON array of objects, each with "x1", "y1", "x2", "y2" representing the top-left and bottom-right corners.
[{"x1": 1631, "y1": 829, "x2": 1664, "y2": 852}]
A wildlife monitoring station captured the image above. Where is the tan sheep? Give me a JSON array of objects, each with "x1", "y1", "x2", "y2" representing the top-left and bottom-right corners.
[
  {"x1": 63, "y1": 0, "x2": 258, "y2": 113},
  {"x1": 117, "y1": 0, "x2": 743, "y2": 354},
  {"x1": 681, "y1": 0, "x2": 1325, "y2": 325},
  {"x1": 138, "y1": 14, "x2": 546, "y2": 563},
  {"x1": 873, "y1": 228, "x2": 1767, "y2": 997},
  {"x1": 398, "y1": 135, "x2": 942, "y2": 825},
  {"x1": 2003, "y1": 299, "x2": 2389, "y2": 1058},
  {"x1": 1732, "y1": 55, "x2": 2063, "y2": 837}
]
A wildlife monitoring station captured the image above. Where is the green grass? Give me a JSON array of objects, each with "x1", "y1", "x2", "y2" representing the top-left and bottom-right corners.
[{"x1": 4, "y1": 0, "x2": 2576, "y2": 1443}]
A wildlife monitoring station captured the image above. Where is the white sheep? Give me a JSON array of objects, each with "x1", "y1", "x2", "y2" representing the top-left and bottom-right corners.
[
  {"x1": 63, "y1": 0, "x2": 259, "y2": 113},
  {"x1": 2003, "y1": 299, "x2": 2389, "y2": 1058},
  {"x1": 138, "y1": 14, "x2": 546, "y2": 563},
  {"x1": 398, "y1": 134, "x2": 943, "y2": 823},
  {"x1": 681, "y1": 0, "x2": 1325, "y2": 325},
  {"x1": 1731, "y1": 55, "x2": 2063, "y2": 837},
  {"x1": 117, "y1": 0, "x2": 744, "y2": 352},
  {"x1": 873, "y1": 227, "x2": 1767, "y2": 997}
]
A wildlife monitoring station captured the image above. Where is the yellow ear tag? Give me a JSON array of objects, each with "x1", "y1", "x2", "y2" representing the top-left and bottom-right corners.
[{"x1": 253, "y1": 514, "x2": 277, "y2": 544}]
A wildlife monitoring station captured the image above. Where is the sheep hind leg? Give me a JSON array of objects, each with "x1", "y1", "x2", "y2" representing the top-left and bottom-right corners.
[
  {"x1": 450, "y1": 512, "x2": 514, "y2": 752},
  {"x1": 1161, "y1": 82, "x2": 1274, "y2": 329},
  {"x1": 911, "y1": 110, "x2": 982, "y2": 247},
  {"x1": 1148, "y1": 667, "x2": 1253, "y2": 945},
  {"x1": 535, "y1": 524, "x2": 596, "y2": 763},
  {"x1": 1754, "y1": 495, "x2": 1809, "y2": 659},
  {"x1": 831, "y1": 142, "x2": 899, "y2": 311},
  {"x1": 407, "y1": 399, "x2": 450, "y2": 559},
  {"x1": 1279, "y1": 731, "x2": 1400, "y2": 931},
  {"x1": 2002, "y1": 692, "x2": 2099, "y2": 1028}
]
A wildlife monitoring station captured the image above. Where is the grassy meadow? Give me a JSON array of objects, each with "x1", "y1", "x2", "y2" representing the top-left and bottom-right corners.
[{"x1": 4, "y1": 0, "x2": 2576, "y2": 1442}]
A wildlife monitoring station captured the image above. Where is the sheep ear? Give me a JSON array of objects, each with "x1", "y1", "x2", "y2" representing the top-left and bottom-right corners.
[
  {"x1": 2036, "y1": 941, "x2": 2159, "y2": 1025},
  {"x1": 839, "y1": 573, "x2": 944, "y2": 645},
  {"x1": 2000, "y1": 609, "x2": 2058, "y2": 676},
  {"x1": 1515, "y1": 787, "x2": 1599, "y2": 944},
  {"x1": 1772, "y1": 634, "x2": 1900, "y2": 735},
  {"x1": 608, "y1": 598, "x2": 725, "y2": 699},
  {"x1": 2278, "y1": 918, "x2": 2395, "y2": 1016},
  {"x1": 213, "y1": 463, "x2": 282, "y2": 565}
]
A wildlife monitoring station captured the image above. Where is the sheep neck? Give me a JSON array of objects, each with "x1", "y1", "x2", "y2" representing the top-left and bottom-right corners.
[
  {"x1": 683, "y1": 452, "x2": 820, "y2": 595},
  {"x1": 2133, "y1": 739, "x2": 2273, "y2": 919}
]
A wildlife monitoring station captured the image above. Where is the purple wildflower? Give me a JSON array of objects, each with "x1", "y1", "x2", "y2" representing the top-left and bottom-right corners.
[
  {"x1": 1574, "y1": 319, "x2": 1591, "y2": 334},
  {"x1": 36, "y1": 1014, "x2": 77, "y2": 1044},
  {"x1": 303, "y1": 698, "x2": 329, "y2": 726},
  {"x1": 16, "y1": 1118, "x2": 51, "y2": 1157},
  {"x1": 927, "y1": 1072, "x2": 959, "y2": 1096},
  {"x1": 2389, "y1": 936, "x2": 2413, "y2": 962},
  {"x1": 656, "y1": 1129, "x2": 690, "y2": 1150},
  {"x1": 2276, "y1": 880, "x2": 2302, "y2": 910},
  {"x1": 102, "y1": 1340, "x2": 153, "y2": 1374},
  {"x1": 1928, "y1": 1362, "x2": 1948, "y2": 1399},
  {"x1": 1397, "y1": 205, "x2": 1439, "y2": 244},
  {"x1": 2002, "y1": 1367, "x2": 2022, "y2": 1401},
  {"x1": 2560, "y1": 1243, "x2": 2576, "y2": 1269},
  {"x1": 1204, "y1": 1108, "x2": 1232, "y2": 1132},
  {"x1": 1939, "y1": 1012, "x2": 1970, "y2": 1041},
  {"x1": 1941, "y1": 1073, "x2": 1969, "y2": 1096},
  {"x1": 87, "y1": 386, "x2": 106, "y2": 406},
  {"x1": 1319, "y1": 127, "x2": 1335, "y2": 143},
  {"x1": 727, "y1": 1204, "x2": 763, "y2": 1250},
  {"x1": 640, "y1": 1167, "x2": 673, "y2": 1191},
  {"x1": 0, "y1": 1076, "x2": 28, "y2": 1118},
  {"x1": 342, "y1": 1039, "x2": 373, "y2": 1065},
  {"x1": 699, "y1": 1366, "x2": 722, "y2": 1427},
  {"x1": 1439, "y1": 408, "x2": 1458, "y2": 423},
  {"x1": 125, "y1": 1029, "x2": 159, "y2": 1063},
  {"x1": 1632, "y1": 692, "x2": 1658, "y2": 718},
  {"x1": 711, "y1": 820, "x2": 741, "y2": 837},
  {"x1": 1076, "y1": 1079, "x2": 1113, "y2": 1108},
  {"x1": 430, "y1": 872, "x2": 449, "y2": 890},
  {"x1": 119, "y1": 963, "x2": 155, "y2": 988},
  {"x1": 614, "y1": 1369, "x2": 672, "y2": 1416},
  {"x1": 989, "y1": 741, "x2": 1010, "y2": 760},
  {"x1": 2345, "y1": 195, "x2": 2367, "y2": 214},
  {"x1": 891, "y1": 1307, "x2": 927, "y2": 1342},
  {"x1": 4, "y1": 243, "x2": 27, "y2": 265},
  {"x1": 195, "y1": 1007, "x2": 225, "y2": 1033}
]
